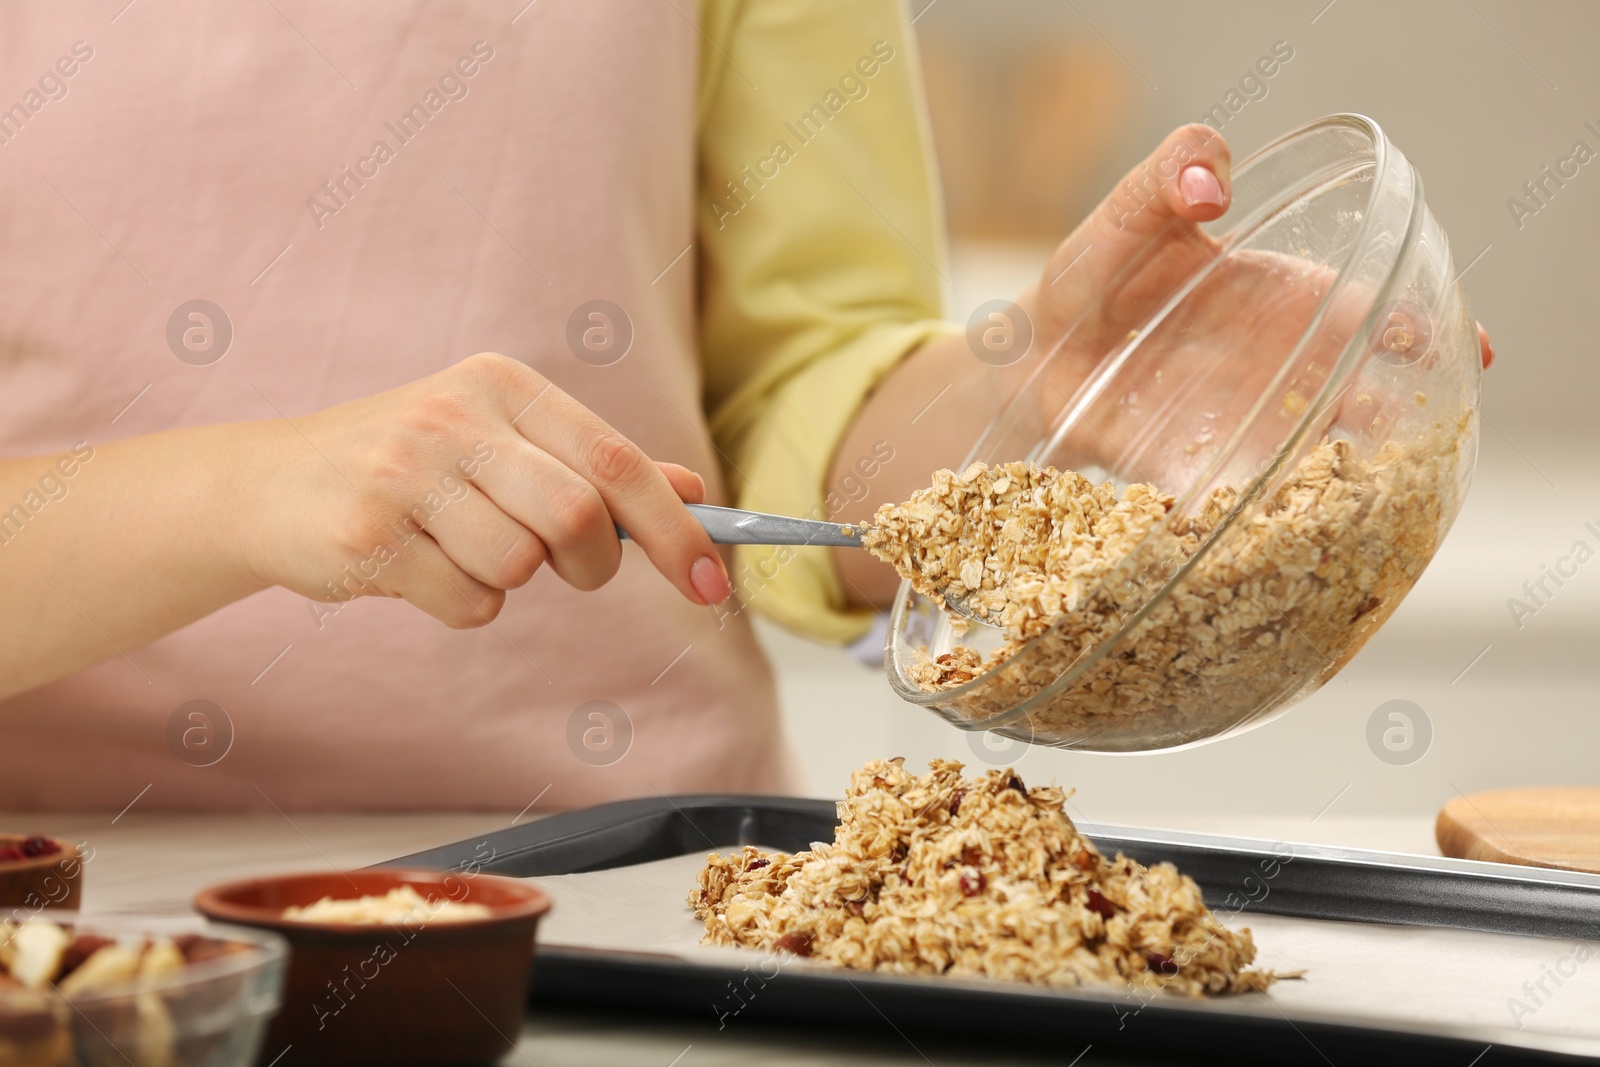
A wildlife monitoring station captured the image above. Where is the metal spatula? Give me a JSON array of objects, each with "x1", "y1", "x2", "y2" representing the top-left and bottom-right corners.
[
  {"x1": 619, "y1": 504, "x2": 990, "y2": 622},
  {"x1": 618, "y1": 503, "x2": 866, "y2": 547}
]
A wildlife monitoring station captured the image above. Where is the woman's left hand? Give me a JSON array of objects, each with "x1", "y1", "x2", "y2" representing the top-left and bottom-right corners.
[
  {"x1": 1018, "y1": 124, "x2": 1494, "y2": 375},
  {"x1": 1002, "y1": 124, "x2": 1495, "y2": 487}
]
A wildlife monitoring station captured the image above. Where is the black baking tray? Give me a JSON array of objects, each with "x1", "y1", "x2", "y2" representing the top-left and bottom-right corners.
[{"x1": 387, "y1": 794, "x2": 1600, "y2": 1065}]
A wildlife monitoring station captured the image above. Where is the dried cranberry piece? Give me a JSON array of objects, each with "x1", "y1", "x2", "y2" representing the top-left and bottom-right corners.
[
  {"x1": 890, "y1": 842, "x2": 908, "y2": 863},
  {"x1": 1146, "y1": 952, "x2": 1179, "y2": 976},
  {"x1": 958, "y1": 868, "x2": 986, "y2": 897},
  {"x1": 20, "y1": 836, "x2": 60, "y2": 858},
  {"x1": 773, "y1": 932, "x2": 814, "y2": 957},
  {"x1": 1085, "y1": 889, "x2": 1117, "y2": 919},
  {"x1": 0, "y1": 846, "x2": 24, "y2": 863},
  {"x1": 1007, "y1": 774, "x2": 1027, "y2": 794},
  {"x1": 949, "y1": 789, "x2": 966, "y2": 817},
  {"x1": 747, "y1": 858, "x2": 770, "y2": 871}
]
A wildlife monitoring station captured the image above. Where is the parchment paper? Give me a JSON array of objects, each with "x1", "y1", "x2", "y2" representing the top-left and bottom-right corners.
[{"x1": 533, "y1": 851, "x2": 1600, "y2": 1055}]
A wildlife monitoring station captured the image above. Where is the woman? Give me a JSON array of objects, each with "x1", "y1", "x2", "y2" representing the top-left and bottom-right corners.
[{"x1": 0, "y1": 1, "x2": 1490, "y2": 809}]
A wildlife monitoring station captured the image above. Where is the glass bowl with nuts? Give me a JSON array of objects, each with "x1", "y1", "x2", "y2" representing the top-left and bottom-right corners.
[
  {"x1": 874, "y1": 114, "x2": 1481, "y2": 752},
  {"x1": 0, "y1": 912, "x2": 286, "y2": 1067}
]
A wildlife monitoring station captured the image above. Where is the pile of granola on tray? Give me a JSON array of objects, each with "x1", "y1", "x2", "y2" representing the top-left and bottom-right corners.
[
  {"x1": 860, "y1": 429, "x2": 1459, "y2": 746},
  {"x1": 691, "y1": 758, "x2": 1280, "y2": 995}
]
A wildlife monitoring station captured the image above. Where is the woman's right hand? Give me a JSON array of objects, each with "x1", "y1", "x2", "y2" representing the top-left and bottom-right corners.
[{"x1": 242, "y1": 352, "x2": 731, "y2": 627}]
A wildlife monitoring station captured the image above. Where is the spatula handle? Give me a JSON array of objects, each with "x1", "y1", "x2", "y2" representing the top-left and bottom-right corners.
[{"x1": 617, "y1": 504, "x2": 866, "y2": 548}]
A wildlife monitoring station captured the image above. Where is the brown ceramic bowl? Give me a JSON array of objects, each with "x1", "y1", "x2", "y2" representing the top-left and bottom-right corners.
[
  {"x1": 194, "y1": 868, "x2": 551, "y2": 1067},
  {"x1": 0, "y1": 834, "x2": 82, "y2": 913}
]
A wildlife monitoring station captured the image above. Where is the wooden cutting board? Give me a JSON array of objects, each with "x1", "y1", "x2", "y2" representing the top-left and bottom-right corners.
[{"x1": 1436, "y1": 787, "x2": 1600, "y2": 874}]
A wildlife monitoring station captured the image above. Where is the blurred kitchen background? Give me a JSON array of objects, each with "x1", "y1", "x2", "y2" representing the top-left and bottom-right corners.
[{"x1": 759, "y1": 0, "x2": 1600, "y2": 827}]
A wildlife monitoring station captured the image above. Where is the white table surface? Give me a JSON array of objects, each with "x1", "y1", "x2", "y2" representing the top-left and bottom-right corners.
[{"x1": 0, "y1": 809, "x2": 1453, "y2": 1066}]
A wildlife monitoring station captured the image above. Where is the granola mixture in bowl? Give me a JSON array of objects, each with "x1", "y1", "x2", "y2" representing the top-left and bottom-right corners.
[
  {"x1": 877, "y1": 115, "x2": 1481, "y2": 751},
  {"x1": 280, "y1": 885, "x2": 492, "y2": 925},
  {"x1": 691, "y1": 758, "x2": 1282, "y2": 995}
]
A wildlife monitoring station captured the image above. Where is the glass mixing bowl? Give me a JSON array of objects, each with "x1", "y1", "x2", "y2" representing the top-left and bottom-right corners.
[
  {"x1": 886, "y1": 114, "x2": 1481, "y2": 752},
  {"x1": 0, "y1": 912, "x2": 286, "y2": 1067}
]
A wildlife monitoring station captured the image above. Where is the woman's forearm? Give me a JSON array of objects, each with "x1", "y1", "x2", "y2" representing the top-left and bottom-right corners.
[
  {"x1": 0, "y1": 422, "x2": 272, "y2": 700},
  {"x1": 829, "y1": 289, "x2": 1053, "y2": 606},
  {"x1": 0, "y1": 352, "x2": 741, "y2": 701}
]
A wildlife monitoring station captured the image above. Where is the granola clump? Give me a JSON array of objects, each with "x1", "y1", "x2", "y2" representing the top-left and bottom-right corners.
[
  {"x1": 860, "y1": 461, "x2": 1177, "y2": 640},
  {"x1": 860, "y1": 433, "x2": 1456, "y2": 746},
  {"x1": 690, "y1": 758, "x2": 1276, "y2": 995}
]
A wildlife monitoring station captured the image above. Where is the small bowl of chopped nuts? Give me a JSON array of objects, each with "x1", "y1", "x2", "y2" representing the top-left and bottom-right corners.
[
  {"x1": 0, "y1": 912, "x2": 287, "y2": 1067},
  {"x1": 195, "y1": 868, "x2": 551, "y2": 1066},
  {"x1": 878, "y1": 114, "x2": 1482, "y2": 751}
]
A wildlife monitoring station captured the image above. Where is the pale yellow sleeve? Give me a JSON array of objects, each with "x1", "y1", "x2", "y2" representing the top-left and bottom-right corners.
[{"x1": 697, "y1": 0, "x2": 956, "y2": 644}]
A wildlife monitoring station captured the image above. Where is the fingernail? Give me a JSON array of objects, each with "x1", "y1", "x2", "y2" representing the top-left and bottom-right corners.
[
  {"x1": 691, "y1": 554, "x2": 732, "y2": 605},
  {"x1": 1179, "y1": 165, "x2": 1226, "y2": 208}
]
